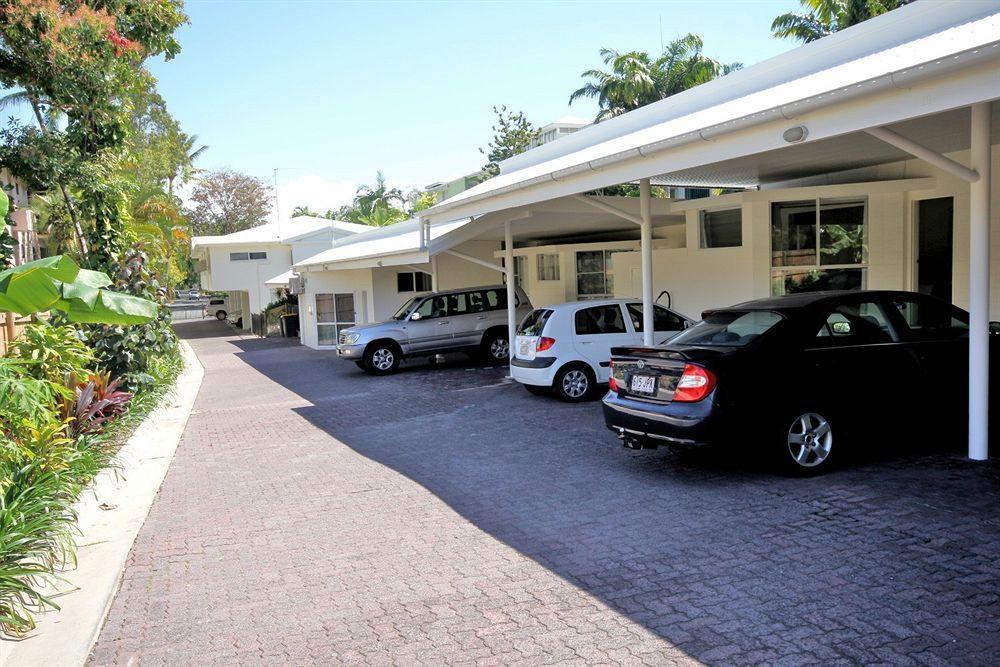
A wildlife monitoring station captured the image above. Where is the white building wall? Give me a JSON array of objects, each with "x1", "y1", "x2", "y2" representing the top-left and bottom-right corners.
[
  {"x1": 610, "y1": 145, "x2": 1000, "y2": 321},
  {"x1": 299, "y1": 268, "x2": 375, "y2": 349},
  {"x1": 205, "y1": 243, "x2": 292, "y2": 318}
]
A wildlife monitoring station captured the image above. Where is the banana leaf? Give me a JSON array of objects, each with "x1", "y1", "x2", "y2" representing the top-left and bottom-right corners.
[{"x1": 0, "y1": 256, "x2": 157, "y2": 325}]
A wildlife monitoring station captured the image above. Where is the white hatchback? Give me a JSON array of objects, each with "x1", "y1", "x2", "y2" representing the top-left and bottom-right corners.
[{"x1": 512, "y1": 299, "x2": 693, "y2": 401}]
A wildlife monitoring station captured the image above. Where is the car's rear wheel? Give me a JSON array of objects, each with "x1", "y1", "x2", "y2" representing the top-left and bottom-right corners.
[
  {"x1": 523, "y1": 384, "x2": 549, "y2": 397},
  {"x1": 215, "y1": 310, "x2": 227, "y2": 321},
  {"x1": 363, "y1": 342, "x2": 401, "y2": 375},
  {"x1": 781, "y1": 411, "x2": 835, "y2": 474},
  {"x1": 554, "y1": 363, "x2": 594, "y2": 402},
  {"x1": 481, "y1": 330, "x2": 509, "y2": 363}
]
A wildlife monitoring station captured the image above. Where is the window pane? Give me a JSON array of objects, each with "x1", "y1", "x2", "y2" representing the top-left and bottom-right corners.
[
  {"x1": 513, "y1": 256, "x2": 526, "y2": 288},
  {"x1": 628, "y1": 304, "x2": 686, "y2": 332},
  {"x1": 574, "y1": 305, "x2": 627, "y2": 335},
  {"x1": 576, "y1": 272, "x2": 606, "y2": 298},
  {"x1": 316, "y1": 294, "x2": 336, "y2": 323},
  {"x1": 771, "y1": 268, "x2": 865, "y2": 296},
  {"x1": 537, "y1": 254, "x2": 560, "y2": 281},
  {"x1": 576, "y1": 250, "x2": 604, "y2": 274},
  {"x1": 890, "y1": 297, "x2": 968, "y2": 339},
  {"x1": 446, "y1": 292, "x2": 468, "y2": 315},
  {"x1": 248, "y1": 251, "x2": 267, "y2": 260},
  {"x1": 813, "y1": 301, "x2": 896, "y2": 346},
  {"x1": 819, "y1": 200, "x2": 865, "y2": 265},
  {"x1": 397, "y1": 272, "x2": 414, "y2": 292},
  {"x1": 229, "y1": 252, "x2": 249, "y2": 261},
  {"x1": 771, "y1": 201, "x2": 816, "y2": 267},
  {"x1": 415, "y1": 296, "x2": 447, "y2": 318},
  {"x1": 317, "y1": 324, "x2": 338, "y2": 346},
  {"x1": 700, "y1": 209, "x2": 742, "y2": 248},
  {"x1": 468, "y1": 291, "x2": 486, "y2": 313},
  {"x1": 670, "y1": 310, "x2": 783, "y2": 347},
  {"x1": 335, "y1": 293, "x2": 355, "y2": 324},
  {"x1": 415, "y1": 272, "x2": 432, "y2": 291}
]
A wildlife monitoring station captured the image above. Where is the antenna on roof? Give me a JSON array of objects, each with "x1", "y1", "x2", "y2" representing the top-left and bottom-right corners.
[{"x1": 659, "y1": 15, "x2": 663, "y2": 54}]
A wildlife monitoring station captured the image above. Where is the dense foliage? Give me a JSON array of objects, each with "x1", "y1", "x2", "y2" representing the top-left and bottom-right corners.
[
  {"x1": 772, "y1": 0, "x2": 911, "y2": 43},
  {"x1": 187, "y1": 168, "x2": 272, "y2": 235},
  {"x1": 570, "y1": 35, "x2": 741, "y2": 122}
]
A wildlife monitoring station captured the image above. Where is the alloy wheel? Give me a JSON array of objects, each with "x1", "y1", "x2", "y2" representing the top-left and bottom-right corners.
[
  {"x1": 372, "y1": 348, "x2": 395, "y2": 371},
  {"x1": 787, "y1": 412, "x2": 833, "y2": 468},
  {"x1": 490, "y1": 338, "x2": 509, "y2": 360},
  {"x1": 562, "y1": 369, "x2": 589, "y2": 399}
]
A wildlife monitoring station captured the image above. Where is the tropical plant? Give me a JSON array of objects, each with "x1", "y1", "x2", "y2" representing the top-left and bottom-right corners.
[
  {"x1": 479, "y1": 106, "x2": 540, "y2": 179},
  {"x1": 9, "y1": 323, "x2": 94, "y2": 385},
  {"x1": 61, "y1": 371, "x2": 132, "y2": 438},
  {"x1": 771, "y1": 0, "x2": 910, "y2": 43},
  {"x1": 291, "y1": 205, "x2": 320, "y2": 217},
  {"x1": 570, "y1": 35, "x2": 742, "y2": 122},
  {"x1": 338, "y1": 172, "x2": 409, "y2": 227}
]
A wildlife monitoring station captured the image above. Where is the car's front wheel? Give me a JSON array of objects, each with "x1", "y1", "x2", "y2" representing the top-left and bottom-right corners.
[
  {"x1": 363, "y1": 342, "x2": 401, "y2": 375},
  {"x1": 215, "y1": 310, "x2": 227, "y2": 321},
  {"x1": 781, "y1": 411, "x2": 835, "y2": 474},
  {"x1": 553, "y1": 363, "x2": 594, "y2": 402}
]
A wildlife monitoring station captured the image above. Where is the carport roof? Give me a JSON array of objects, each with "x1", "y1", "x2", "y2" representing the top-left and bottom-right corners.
[{"x1": 421, "y1": 1, "x2": 1000, "y2": 222}]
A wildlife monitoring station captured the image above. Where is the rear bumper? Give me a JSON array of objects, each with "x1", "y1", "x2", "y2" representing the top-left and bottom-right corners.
[
  {"x1": 511, "y1": 356, "x2": 558, "y2": 386},
  {"x1": 601, "y1": 391, "x2": 725, "y2": 446}
]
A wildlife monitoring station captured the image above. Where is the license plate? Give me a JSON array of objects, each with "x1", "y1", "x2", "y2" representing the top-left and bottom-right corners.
[
  {"x1": 629, "y1": 374, "x2": 657, "y2": 395},
  {"x1": 516, "y1": 336, "x2": 536, "y2": 360}
]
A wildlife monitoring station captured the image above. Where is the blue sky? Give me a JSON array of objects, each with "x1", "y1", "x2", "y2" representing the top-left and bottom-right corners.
[{"x1": 150, "y1": 0, "x2": 802, "y2": 216}]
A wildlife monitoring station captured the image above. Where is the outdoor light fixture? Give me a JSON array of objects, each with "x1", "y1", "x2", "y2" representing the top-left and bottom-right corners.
[{"x1": 782, "y1": 126, "x2": 809, "y2": 143}]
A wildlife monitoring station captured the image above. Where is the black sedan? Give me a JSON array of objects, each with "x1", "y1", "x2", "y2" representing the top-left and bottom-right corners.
[{"x1": 602, "y1": 290, "x2": 997, "y2": 474}]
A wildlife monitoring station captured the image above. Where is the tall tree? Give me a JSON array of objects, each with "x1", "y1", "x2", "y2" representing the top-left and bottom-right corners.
[
  {"x1": 479, "y1": 105, "x2": 539, "y2": 179},
  {"x1": 187, "y1": 169, "x2": 273, "y2": 236},
  {"x1": 291, "y1": 205, "x2": 320, "y2": 217},
  {"x1": 771, "y1": 0, "x2": 910, "y2": 43},
  {"x1": 570, "y1": 35, "x2": 741, "y2": 122}
]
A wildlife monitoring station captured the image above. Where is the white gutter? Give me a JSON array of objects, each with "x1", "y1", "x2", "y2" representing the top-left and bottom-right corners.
[{"x1": 427, "y1": 39, "x2": 1000, "y2": 217}]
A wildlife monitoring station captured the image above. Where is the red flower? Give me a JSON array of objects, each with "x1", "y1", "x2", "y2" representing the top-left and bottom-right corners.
[{"x1": 107, "y1": 28, "x2": 136, "y2": 56}]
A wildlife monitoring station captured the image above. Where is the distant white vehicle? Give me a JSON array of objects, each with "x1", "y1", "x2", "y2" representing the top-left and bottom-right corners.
[
  {"x1": 187, "y1": 288, "x2": 201, "y2": 300},
  {"x1": 206, "y1": 296, "x2": 229, "y2": 320},
  {"x1": 512, "y1": 299, "x2": 693, "y2": 401}
]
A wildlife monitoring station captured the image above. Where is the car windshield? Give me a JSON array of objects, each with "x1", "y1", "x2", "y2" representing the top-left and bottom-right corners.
[
  {"x1": 392, "y1": 297, "x2": 419, "y2": 320},
  {"x1": 668, "y1": 310, "x2": 783, "y2": 347}
]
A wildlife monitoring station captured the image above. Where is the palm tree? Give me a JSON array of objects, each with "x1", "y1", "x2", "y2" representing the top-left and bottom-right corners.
[
  {"x1": 570, "y1": 35, "x2": 741, "y2": 122},
  {"x1": 131, "y1": 191, "x2": 189, "y2": 295},
  {"x1": 166, "y1": 133, "x2": 208, "y2": 196},
  {"x1": 350, "y1": 172, "x2": 407, "y2": 226},
  {"x1": 771, "y1": 0, "x2": 910, "y2": 43}
]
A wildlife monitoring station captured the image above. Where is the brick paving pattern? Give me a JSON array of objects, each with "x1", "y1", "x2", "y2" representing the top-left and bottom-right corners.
[{"x1": 89, "y1": 319, "x2": 1000, "y2": 665}]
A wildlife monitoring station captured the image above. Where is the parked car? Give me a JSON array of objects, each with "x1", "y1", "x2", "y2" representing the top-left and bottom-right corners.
[
  {"x1": 337, "y1": 285, "x2": 532, "y2": 374},
  {"x1": 512, "y1": 299, "x2": 693, "y2": 402},
  {"x1": 207, "y1": 296, "x2": 229, "y2": 321},
  {"x1": 602, "y1": 290, "x2": 999, "y2": 474},
  {"x1": 188, "y1": 289, "x2": 201, "y2": 300}
]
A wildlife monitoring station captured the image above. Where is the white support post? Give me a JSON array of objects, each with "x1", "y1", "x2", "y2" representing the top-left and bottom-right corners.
[
  {"x1": 969, "y1": 102, "x2": 991, "y2": 461},
  {"x1": 431, "y1": 256, "x2": 439, "y2": 292},
  {"x1": 505, "y1": 220, "x2": 515, "y2": 367},
  {"x1": 639, "y1": 178, "x2": 654, "y2": 346}
]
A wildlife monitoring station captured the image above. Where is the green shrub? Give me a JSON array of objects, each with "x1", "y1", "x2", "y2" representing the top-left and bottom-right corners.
[
  {"x1": 9, "y1": 323, "x2": 94, "y2": 385},
  {"x1": 83, "y1": 246, "x2": 177, "y2": 390}
]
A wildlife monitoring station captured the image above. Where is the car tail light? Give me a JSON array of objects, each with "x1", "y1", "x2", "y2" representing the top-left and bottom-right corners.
[
  {"x1": 608, "y1": 361, "x2": 618, "y2": 391},
  {"x1": 536, "y1": 337, "x2": 555, "y2": 352},
  {"x1": 673, "y1": 364, "x2": 716, "y2": 402}
]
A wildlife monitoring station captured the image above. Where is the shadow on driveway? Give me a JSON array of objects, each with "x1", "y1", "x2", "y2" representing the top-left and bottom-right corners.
[{"x1": 216, "y1": 320, "x2": 1000, "y2": 664}]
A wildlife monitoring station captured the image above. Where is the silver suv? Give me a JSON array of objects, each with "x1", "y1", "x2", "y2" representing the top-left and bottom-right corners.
[{"x1": 337, "y1": 285, "x2": 532, "y2": 374}]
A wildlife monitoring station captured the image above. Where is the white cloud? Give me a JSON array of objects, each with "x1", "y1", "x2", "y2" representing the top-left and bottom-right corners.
[{"x1": 275, "y1": 173, "x2": 359, "y2": 220}]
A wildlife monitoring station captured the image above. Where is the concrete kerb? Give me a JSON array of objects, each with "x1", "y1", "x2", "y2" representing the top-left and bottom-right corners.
[{"x1": 0, "y1": 339, "x2": 204, "y2": 667}]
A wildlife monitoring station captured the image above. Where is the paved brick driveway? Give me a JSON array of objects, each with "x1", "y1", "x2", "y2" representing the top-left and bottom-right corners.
[{"x1": 90, "y1": 319, "x2": 1000, "y2": 666}]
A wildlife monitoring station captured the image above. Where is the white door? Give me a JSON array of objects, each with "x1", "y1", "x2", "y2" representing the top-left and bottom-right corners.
[{"x1": 572, "y1": 304, "x2": 634, "y2": 382}]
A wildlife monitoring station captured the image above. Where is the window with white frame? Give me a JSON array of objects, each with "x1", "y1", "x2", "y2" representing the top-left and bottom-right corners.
[
  {"x1": 576, "y1": 250, "x2": 622, "y2": 299},
  {"x1": 536, "y1": 253, "x2": 560, "y2": 281},
  {"x1": 316, "y1": 292, "x2": 356, "y2": 346},
  {"x1": 770, "y1": 199, "x2": 868, "y2": 296},
  {"x1": 397, "y1": 271, "x2": 432, "y2": 293},
  {"x1": 501, "y1": 256, "x2": 526, "y2": 288},
  {"x1": 229, "y1": 251, "x2": 267, "y2": 261},
  {"x1": 699, "y1": 208, "x2": 742, "y2": 248}
]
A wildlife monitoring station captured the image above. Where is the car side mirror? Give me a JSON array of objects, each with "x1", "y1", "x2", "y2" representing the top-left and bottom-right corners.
[
  {"x1": 410, "y1": 312, "x2": 422, "y2": 321},
  {"x1": 990, "y1": 321, "x2": 1000, "y2": 335},
  {"x1": 832, "y1": 321, "x2": 852, "y2": 335}
]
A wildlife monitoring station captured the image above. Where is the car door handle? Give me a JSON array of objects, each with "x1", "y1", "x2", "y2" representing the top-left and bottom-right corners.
[
  {"x1": 438, "y1": 321, "x2": 450, "y2": 326},
  {"x1": 580, "y1": 341, "x2": 593, "y2": 345},
  {"x1": 477, "y1": 315, "x2": 487, "y2": 320}
]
